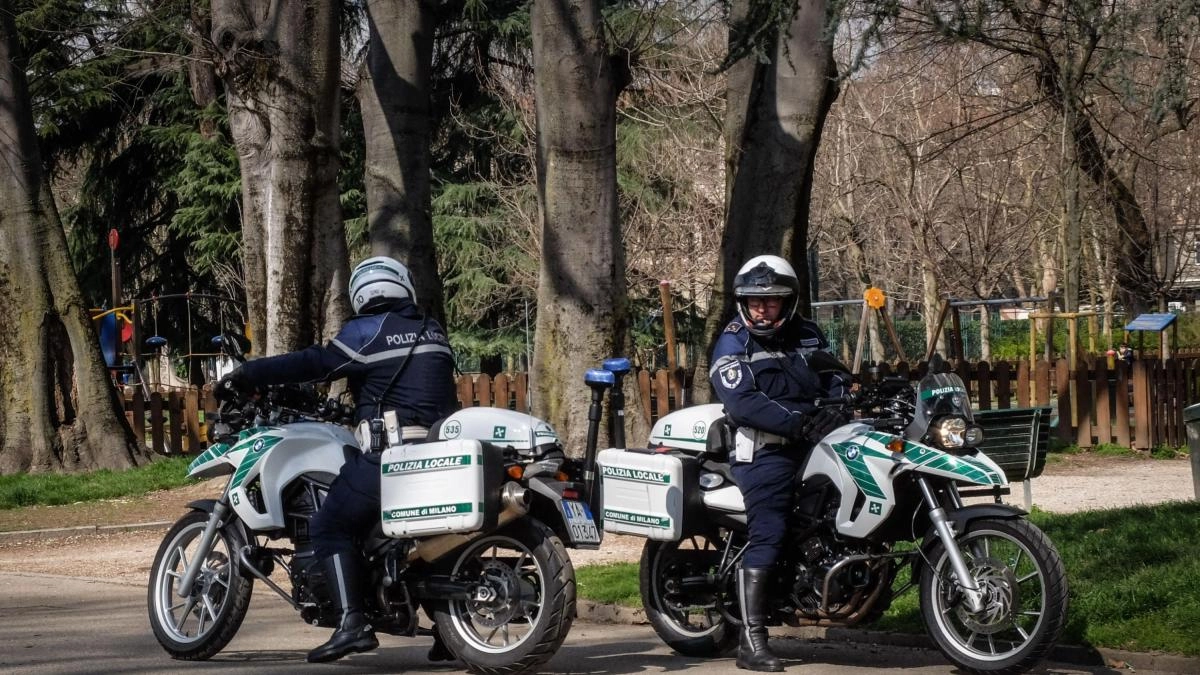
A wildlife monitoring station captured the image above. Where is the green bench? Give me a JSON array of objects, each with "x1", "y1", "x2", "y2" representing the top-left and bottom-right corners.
[{"x1": 969, "y1": 406, "x2": 1052, "y2": 509}]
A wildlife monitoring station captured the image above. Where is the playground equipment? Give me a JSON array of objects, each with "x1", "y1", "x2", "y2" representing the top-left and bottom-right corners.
[{"x1": 92, "y1": 292, "x2": 246, "y2": 393}]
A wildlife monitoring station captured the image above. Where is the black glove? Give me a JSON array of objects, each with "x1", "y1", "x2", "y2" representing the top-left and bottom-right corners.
[
  {"x1": 801, "y1": 406, "x2": 852, "y2": 444},
  {"x1": 215, "y1": 367, "x2": 252, "y2": 401}
]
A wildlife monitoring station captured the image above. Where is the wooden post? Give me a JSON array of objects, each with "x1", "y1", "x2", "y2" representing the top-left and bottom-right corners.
[
  {"x1": 878, "y1": 305, "x2": 907, "y2": 362},
  {"x1": 950, "y1": 306, "x2": 964, "y2": 361},
  {"x1": 659, "y1": 280, "x2": 684, "y2": 407},
  {"x1": 1133, "y1": 360, "x2": 1150, "y2": 450},
  {"x1": 149, "y1": 391, "x2": 164, "y2": 455},
  {"x1": 1067, "y1": 317, "x2": 1078, "y2": 372},
  {"x1": 851, "y1": 302, "x2": 870, "y2": 374},
  {"x1": 925, "y1": 299, "x2": 953, "y2": 362},
  {"x1": 1055, "y1": 359, "x2": 1072, "y2": 442}
]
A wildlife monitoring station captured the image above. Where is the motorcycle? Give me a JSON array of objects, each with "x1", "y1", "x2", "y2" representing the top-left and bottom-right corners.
[
  {"x1": 591, "y1": 355, "x2": 1069, "y2": 675},
  {"x1": 147, "y1": 335, "x2": 599, "y2": 674}
]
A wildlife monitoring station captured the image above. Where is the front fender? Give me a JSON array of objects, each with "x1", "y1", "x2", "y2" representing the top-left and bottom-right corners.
[
  {"x1": 912, "y1": 503, "x2": 1028, "y2": 579},
  {"x1": 183, "y1": 499, "x2": 253, "y2": 546}
]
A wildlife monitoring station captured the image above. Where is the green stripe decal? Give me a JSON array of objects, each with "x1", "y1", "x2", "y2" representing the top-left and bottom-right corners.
[
  {"x1": 188, "y1": 442, "x2": 231, "y2": 472},
  {"x1": 382, "y1": 454, "x2": 474, "y2": 476},
  {"x1": 383, "y1": 502, "x2": 477, "y2": 521},
  {"x1": 831, "y1": 440, "x2": 887, "y2": 499},
  {"x1": 600, "y1": 465, "x2": 671, "y2": 484},
  {"x1": 230, "y1": 435, "x2": 284, "y2": 488},
  {"x1": 603, "y1": 509, "x2": 672, "y2": 529}
]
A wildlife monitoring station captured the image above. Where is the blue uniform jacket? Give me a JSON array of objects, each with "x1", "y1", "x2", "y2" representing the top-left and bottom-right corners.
[
  {"x1": 709, "y1": 316, "x2": 851, "y2": 440},
  {"x1": 237, "y1": 299, "x2": 457, "y2": 426}
]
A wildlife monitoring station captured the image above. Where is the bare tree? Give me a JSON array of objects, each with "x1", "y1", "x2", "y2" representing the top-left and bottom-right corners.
[
  {"x1": 0, "y1": 10, "x2": 146, "y2": 474},
  {"x1": 356, "y1": 0, "x2": 445, "y2": 321},
  {"x1": 529, "y1": 0, "x2": 629, "y2": 451},
  {"x1": 698, "y1": 0, "x2": 840, "y2": 391},
  {"x1": 210, "y1": 0, "x2": 350, "y2": 354}
]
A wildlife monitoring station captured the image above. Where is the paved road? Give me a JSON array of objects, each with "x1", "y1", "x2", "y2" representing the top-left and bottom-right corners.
[{"x1": 0, "y1": 571, "x2": 1183, "y2": 675}]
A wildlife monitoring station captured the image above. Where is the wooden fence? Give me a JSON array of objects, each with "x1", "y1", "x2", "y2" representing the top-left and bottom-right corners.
[{"x1": 123, "y1": 355, "x2": 1200, "y2": 455}]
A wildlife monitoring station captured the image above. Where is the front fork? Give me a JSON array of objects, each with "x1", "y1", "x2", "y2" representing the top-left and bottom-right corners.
[
  {"x1": 175, "y1": 497, "x2": 232, "y2": 598},
  {"x1": 916, "y1": 477, "x2": 987, "y2": 614}
]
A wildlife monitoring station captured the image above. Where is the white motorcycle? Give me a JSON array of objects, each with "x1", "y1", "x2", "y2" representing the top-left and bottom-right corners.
[
  {"x1": 147, "y1": 336, "x2": 599, "y2": 674},
  {"x1": 591, "y1": 355, "x2": 1068, "y2": 675}
]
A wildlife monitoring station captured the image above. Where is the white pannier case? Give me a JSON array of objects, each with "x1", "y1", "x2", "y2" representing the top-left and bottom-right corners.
[
  {"x1": 380, "y1": 439, "x2": 493, "y2": 537},
  {"x1": 597, "y1": 448, "x2": 694, "y2": 541}
]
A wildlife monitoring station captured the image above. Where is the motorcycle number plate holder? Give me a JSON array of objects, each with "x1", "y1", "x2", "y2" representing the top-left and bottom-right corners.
[{"x1": 561, "y1": 499, "x2": 601, "y2": 545}]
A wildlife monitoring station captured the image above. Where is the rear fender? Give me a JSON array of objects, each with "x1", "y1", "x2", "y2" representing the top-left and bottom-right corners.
[{"x1": 525, "y1": 476, "x2": 596, "y2": 549}]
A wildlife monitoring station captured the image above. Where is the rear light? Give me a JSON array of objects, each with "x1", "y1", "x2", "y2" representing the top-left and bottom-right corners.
[{"x1": 561, "y1": 488, "x2": 579, "y2": 500}]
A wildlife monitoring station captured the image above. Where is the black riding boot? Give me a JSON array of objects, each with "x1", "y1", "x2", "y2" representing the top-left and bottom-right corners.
[
  {"x1": 736, "y1": 567, "x2": 783, "y2": 672},
  {"x1": 307, "y1": 553, "x2": 379, "y2": 663}
]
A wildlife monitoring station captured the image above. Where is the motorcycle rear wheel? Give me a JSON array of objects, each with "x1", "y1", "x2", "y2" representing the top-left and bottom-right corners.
[
  {"x1": 639, "y1": 532, "x2": 738, "y2": 657},
  {"x1": 431, "y1": 518, "x2": 575, "y2": 675},
  {"x1": 147, "y1": 510, "x2": 254, "y2": 660},
  {"x1": 919, "y1": 517, "x2": 1068, "y2": 675}
]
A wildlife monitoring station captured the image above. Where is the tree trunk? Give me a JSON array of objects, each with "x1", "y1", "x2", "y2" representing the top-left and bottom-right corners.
[
  {"x1": 211, "y1": 0, "x2": 350, "y2": 354},
  {"x1": 357, "y1": 0, "x2": 446, "y2": 322},
  {"x1": 0, "y1": 12, "x2": 146, "y2": 474},
  {"x1": 530, "y1": 0, "x2": 630, "y2": 454},
  {"x1": 703, "y1": 0, "x2": 838, "y2": 360},
  {"x1": 921, "y1": 261, "x2": 943, "y2": 358}
]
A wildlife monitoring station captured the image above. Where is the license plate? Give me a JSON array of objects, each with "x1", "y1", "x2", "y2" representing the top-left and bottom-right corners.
[{"x1": 561, "y1": 499, "x2": 601, "y2": 545}]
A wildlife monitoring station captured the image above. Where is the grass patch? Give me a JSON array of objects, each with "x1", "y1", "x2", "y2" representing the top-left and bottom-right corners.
[
  {"x1": 576, "y1": 563, "x2": 643, "y2": 606},
  {"x1": 0, "y1": 457, "x2": 197, "y2": 510},
  {"x1": 577, "y1": 502, "x2": 1200, "y2": 655}
]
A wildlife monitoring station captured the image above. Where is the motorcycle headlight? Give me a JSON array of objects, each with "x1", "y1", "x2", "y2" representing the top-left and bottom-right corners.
[{"x1": 933, "y1": 417, "x2": 968, "y2": 449}]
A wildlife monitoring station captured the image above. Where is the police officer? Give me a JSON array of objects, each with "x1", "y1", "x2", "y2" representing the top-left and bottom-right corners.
[
  {"x1": 220, "y1": 256, "x2": 457, "y2": 664},
  {"x1": 709, "y1": 254, "x2": 852, "y2": 672}
]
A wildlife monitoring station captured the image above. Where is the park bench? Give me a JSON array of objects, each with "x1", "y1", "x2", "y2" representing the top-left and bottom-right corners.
[{"x1": 965, "y1": 406, "x2": 1053, "y2": 510}]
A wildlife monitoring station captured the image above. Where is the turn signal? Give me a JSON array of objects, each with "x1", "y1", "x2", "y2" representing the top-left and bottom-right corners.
[
  {"x1": 506, "y1": 465, "x2": 524, "y2": 479},
  {"x1": 555, "y1": 471, "x2": 570, "y2": 482},
  {"x1": 886, "y1": 438, "x2": 906, "y2": 453}
]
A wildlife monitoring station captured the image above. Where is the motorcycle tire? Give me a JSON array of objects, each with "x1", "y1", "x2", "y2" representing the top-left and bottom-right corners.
[
  {"x1": 918, "y1": 517, "x2": 1069, "y2": 675},
  {"x1": 639, "y1": 532, "x2": 738, "y2": 657},
  {"x1": 147, "y1": 510, "x2": 254, "y2": 660},
  {"x1": 431, "y1": 517, "x2": 575, "y2": 675}
]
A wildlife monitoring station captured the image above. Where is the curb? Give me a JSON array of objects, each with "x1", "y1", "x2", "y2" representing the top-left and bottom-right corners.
[
  {"x1": 576, "y1": 600, "x2": 1200, "y2": 674},
  {"x1": 0, "y1": 521, "x2": 171, "y2": 542}
]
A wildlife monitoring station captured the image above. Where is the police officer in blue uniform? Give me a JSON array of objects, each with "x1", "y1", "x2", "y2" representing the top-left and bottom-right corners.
[
  {"x1": 709, "y1": 255, "x2": 852, "y2": 672},
  {"x1": 220, "y1": 256, "x2": 457, "y2": 664}
]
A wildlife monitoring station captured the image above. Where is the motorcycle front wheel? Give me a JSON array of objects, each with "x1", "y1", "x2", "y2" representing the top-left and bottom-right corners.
[
  {"x1": 147, "y1": 510, "x2": 254, "y2": 660},
  {"x1": 431, "y1": 518, "x2": 575, "y2": 675},
  {"x1": 640, "y1": 531, "x2": 738, "y2": 657},
  {"x1": 919, "y1": 517, "x2": 1068, "y2": 675}
]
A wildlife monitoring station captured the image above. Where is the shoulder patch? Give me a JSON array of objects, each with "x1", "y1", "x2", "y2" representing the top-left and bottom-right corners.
[
  {"x1": 724, "y1": 322, "x2": 744, "y2": 334},
  {"x1": 718, "y1": 363, "x2": 743, "y2": 389}
]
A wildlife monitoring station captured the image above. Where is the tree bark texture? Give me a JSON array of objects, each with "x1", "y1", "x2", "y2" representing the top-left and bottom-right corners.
[
  {"x1": 702, "y1": 0, "x2": 838, "y2": 363},
  {"x1": 211, "y1": 0, "x2": 350, "y2": 355},
  {"x1": 530, "y1": 0, "x2": 628, "y2": 454},
  {"x1": 0, "y1": 12, "x2": 146, "y2": 474},
  {"x1": 356, "y1": 0, "x2": 446, "y2": 323}
]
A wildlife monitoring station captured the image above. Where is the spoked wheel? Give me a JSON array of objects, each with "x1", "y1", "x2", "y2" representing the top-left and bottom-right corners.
[
  {"x1": 147, "y1": 511, "x2": 253, "y2": 660},
  {"x1": 919, "y1": 518, "x2": 1068, "y2": 675},
  {"x1": 639, "y1": 531, "x2": 738, "y2": 656},
  {"x1": 432, "y1": 518, "x2": 575, "y2": 675}
]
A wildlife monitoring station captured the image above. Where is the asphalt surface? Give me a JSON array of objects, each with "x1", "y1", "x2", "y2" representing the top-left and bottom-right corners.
[{"x1": 1, "y1": 570, "x2": 1196, "y2": 675}]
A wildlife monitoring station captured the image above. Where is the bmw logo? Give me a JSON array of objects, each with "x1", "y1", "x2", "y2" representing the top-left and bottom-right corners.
[
  {"x1": 253, "y1": 439, "x2": 265, "y2": 451},
  {"x1": 845, "y1": 446, "x2": 860, "y2": 460}
]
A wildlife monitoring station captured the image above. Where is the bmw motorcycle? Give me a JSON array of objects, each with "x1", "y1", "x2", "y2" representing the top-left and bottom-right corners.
[
  {"x1": 147, "y1": 336, "x2": 598, "y2": 674},
  {"x1": 592, "y1": 356, "x2": 1068, "y2": 675}
]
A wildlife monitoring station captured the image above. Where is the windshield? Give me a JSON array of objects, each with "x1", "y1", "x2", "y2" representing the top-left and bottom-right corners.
[{"x1": 907, "y1": 372, "x2": 974, "y2": 440}]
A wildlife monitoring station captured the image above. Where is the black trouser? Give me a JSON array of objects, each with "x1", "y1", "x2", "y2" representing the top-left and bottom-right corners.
[
  {"x1": 311, "y1": 452, "x2": 381, "y2": 559},
  {"x1": 730, "y1": 444, "x2": 801, "y2": 569}
]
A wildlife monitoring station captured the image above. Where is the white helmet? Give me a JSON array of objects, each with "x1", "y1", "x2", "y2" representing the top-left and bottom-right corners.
[
  {"x1": 733, "y1": 254, "x2": 801, "y2": 337},
  {"x1": 349, "y1": 256, "x2": 416, "y2": 313}
]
